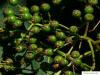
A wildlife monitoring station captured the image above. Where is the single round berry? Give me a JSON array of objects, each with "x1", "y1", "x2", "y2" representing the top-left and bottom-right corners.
[
  {"x1": 73, "y1": 58, "x2": 82, "y2": 66},
  {"x1": 84, "y1": 5, "x2": 94, "y2": 14},
  {"x1": 30, "y1": 26, "x2": 40, "y2": 34},
  {"x1": 31, "y1": 5, "x2": 40, "y2": 13},
  {"x1": 36, "y1": 47, "x2": 43, "y2": 53},
  {"x1": 88, "y1": 0, "x2": 98, "y2": 5},
  {"x1": 5, "y1": 58, "x2": 13, "y2": 65},
  {"x1": 7, "y1": 15, "x2": 17, "y2": 23},
  {"x1": 32, "y1": 15, "x2": 41, "y2": 23},
  {"x1": 54, "y1": 55, "x2": 63, "y2": 63},
  {"x1": 14, "y1": 38, "x2": 23, "y2": 45},
  {"x1": 13, "y1": 19, "x2": 22, "y2": 27},
  {"x1": 48, "y1": 35, "x2": 57, "y2": 43},
  {"x1": 41, "y1": 3, "x2": 50, "y2": 11},
  {"x1": 72, "y1": 9, "x2": 81, "y2": 18},
  {"x1": 16, "y1": 45, "x2": 25, "y2": 52},
  {"x1": 42, "y1": 24, "x2": 51, "y2": 32},
  {"x1": 71, "y1": 51, "x2": 80, "y2": 58},
  {"x1": 3, "y1": 8, "x2": 14, "y2": 16},
  {"x1": 44, "y1": 48, "x2": 53, "y2": 56},
  {"x1": 19, "y1": 6, "x2": 29, "y2": 13},
  {"x1": 21, "y1": 13, "x2": 32, "y2": 21},
  {"x1": 64, "y1": 71, "x2": 73, "y2": 75},
  {"x1": 55, "y1": 41, "x2": 65, "y2": 48},
  {"x1": 52, "y1": 0, "x2": 62, "y2": 5},
  {"x1": 60, "y1": 58, "x2": 68, "y2": 66},
  {"x1": 30, "y1": 44, "x2": 38, "y2": 50},
  {"x1": 56, "y1": 31, "x2": 66, "y2": 40},
  {"x1": 25, "y1": 52, "x2": 34, "y2": 60},
  {"x1": 69, "y1": 25, "x2": 78, "y2": 34},
  {"x1": 29, "y1": 38, "x2": 37, "y2": 44},
  {"x1": 84, "y1": 13, "x2": 94, "y2": 21},
  {"x1": 50, "y1": 20, "x2": 59, "y2": 28},
  {"x1": 9, "y1": 0, "x2": 18, "y2": 5}
]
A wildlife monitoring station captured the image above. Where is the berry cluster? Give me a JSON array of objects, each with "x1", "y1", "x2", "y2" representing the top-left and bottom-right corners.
[{"x1": 0, "y1": 0, "x2": 100, "y2": 75}]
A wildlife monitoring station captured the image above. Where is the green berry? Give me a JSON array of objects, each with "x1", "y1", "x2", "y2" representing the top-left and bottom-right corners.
[
  {"x1": 3, "y1": 8, "x2": 14, "y2": 16},
  {"x1": 44, "y1": 48, "x2": 53, "y2": 56},
  {"x1": 29, "y1": 38, "x2": 37, "y2": 44},
  {"x1": 56, "y1": 31, "x2": 66, "y2": 40},
  {"x1": 16, "y1": 45, "x2": 25, "y2": 52},
  {"x1": 25, "y1": 52, "x2": 34, "y2": 60},
  {"x1": 42, "y1": 24, "x2": 51, "y2": 32},
  {"x1": 69, "y1": 25, "x2": 78, "y2": 34},
  {"x1": 88, "y1": 0, "x2": 98, "y2": 5},
  {"x1": 5, "y1": 58, "x2": 13, "y2": 65},
  {"x1": 64, "y1": 71, "x2": 73, "y2": 75},
  {"x1": 21, "y1": 13, "x2": 32, "y2": 21},
  {"x1": 48, "y1": 35, "x2": 57, "y2": 43},
  {"x1": 60, "y1": 58, "x2": 68, "y2": 66},
  {"x1": 7, "y1": 15, "x2": 17, "y2": 23},
  {"x1": 54, "y1": 55, "x2": 63, "y2": 63},
  {"x1": 36, "y1": 47, "x2": 43, "y2": 53},
  {"x1": 50, "y1": 20, "x2": 59, "y2": 28},
  {"x1": 30, "y1": 44, "x2": 38, "y2": 49},
  {"x1": 71, "y1": 51, "x2": 80, "y2": 58},
  {"x1": 31, "y1": 5, "x2": 40, "y2": 13},
  {"x1": 13, "y1": 19, "x2": 22, "y2": 27},
  {"x1": 55, "y1": 41, "x2": 65, "y2": 48},
  {"x1": 41, "y1": 3, "x2": 50, "y2": 11},
  {"x1": 52, "y1": 0, "x2": 62, "y2": 5},
  {"x1": 32, "y1": 15, "x2": 41, "y2": 23},
  {"x1": 84, "y1": 13, "x2": 94, "y2": 21},
  {"x1": 19, "y1": 6, "x2": 29, "y2": 13},
  {"x1": 73, "y1": 58, "x2": 82, "y2": 66},
  {"x1": 30, "y1": 26, "x2": 40, "y2": 34},
  {"x1": 9, "y1": 0, "x2": 18, "y2": 5},
  {"x1": 72, "y1": 9, "x2": 81, "y2": 18},
  {"x1": 84, "y1": 5, "x2": 94, "y2": 14}
]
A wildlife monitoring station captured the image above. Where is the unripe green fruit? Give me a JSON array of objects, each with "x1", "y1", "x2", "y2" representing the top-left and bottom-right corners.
[
  {"x1": 25, "y1": 52, "x2": 34, "y2": 60},
  {"x1": 7, "y1": 15, "x2": 17, "y2": 23},
  {"x1": 30, "y1": 26, "x2": 40, "y2": 34},
  {"x1": 19, "y1": 6, "x2": 29, "y2": 13},
  {"x1": 50, "y1": 20, "x2": 59, "y2": 28},
  {"x1": 16, "y1": 45, "x2": 25, "y2": 52},
  {"x1": 88, "y1": 0, "x2": 98, "y2": 5},
  {"x1": 41, "y1": 3, "x2": 50, "y2": 11},
  {"x1": 32, "y1": 15, "x2": 41, "y2": 23},
  {"x1": 13, "y1": 19, "x2": 22, "y2": 27},
  {"x1": 3, "y1": 8, "x2": 14, "y2": 16},
  {"x1": 71, "y1": 51, "x2": 80, "y2": 58},
  {"x1": 72, "y1": 9, "x2": 81, "y2": 18},
  {"x1": 29, "y1": 38, "x2": 37, "y2": 44},
  {"x1": 84, "y1": 5, "x2": 94, "y2": 14},
  {"x1": 54, "y1": 55, "x2": 63, "y2": 63},
  {"x1": 42, "y1": 24, "x2": 51, "y2": 32},
  {"x1": 30, "y1": 44, "x2": 38, "y2": 49},
  {"x1": 48, "y1": 35, "x2": 57, "y2": 43},
  {"x1": 5, "y1": 58, "x2": 13, "y2": 65},
  {"x1": 73, "y1": 58, "x2": 82, "y2": 66},
  {"x1": 56, "y1": 31, "x2": 66, "y2": 40},
  {"x1": 21, "y1": 13, "x2": 32, "y2": 21},
  {"x1": 55, "y1": 41, "x2": 65, "y2": 48},
  {"x1": 84, "y1": 13, "x2": 94, "y2": 21},
  {"x1": 31, "y1": 5, "x2": 40, "y2": 13},
  {"x1": 69, "y1": 26, "x2": 78, "y2": 34},
  {"x1": 9, "y1": 0, "x2": 18, "y2": 5},
  {"x1": 44, "y1": 48, "x2": 53, "y2": 56},
  {"x1": 52, "y1": 0, "x2": 62, "y2": 5},
  {"x1": 64, "y1": 71, "x2": 73, "y2": 75}
]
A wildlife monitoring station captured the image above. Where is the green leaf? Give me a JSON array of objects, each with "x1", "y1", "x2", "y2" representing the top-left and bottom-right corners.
[
  {"x1": 54, "y1": 70, "x2": 61, "y2": 75},
  {"x1": 0, "y1": 46, "x2": 3, "y2": 62},
  {"x1": 46, "y1": 71, "x2": 54, "y2": 75},
  {"x1": 42, "y1": 56, "x2": 53, "y2": 63},
  {"x1": 31, "y1": 60, "x2": 40, "y2": 70},
  {"x1": 22, "y1": 64, "x2": 33, "y2": 74},
  {"x1": 36, "y1": 69, "x2": 46, "y2": 75}
]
